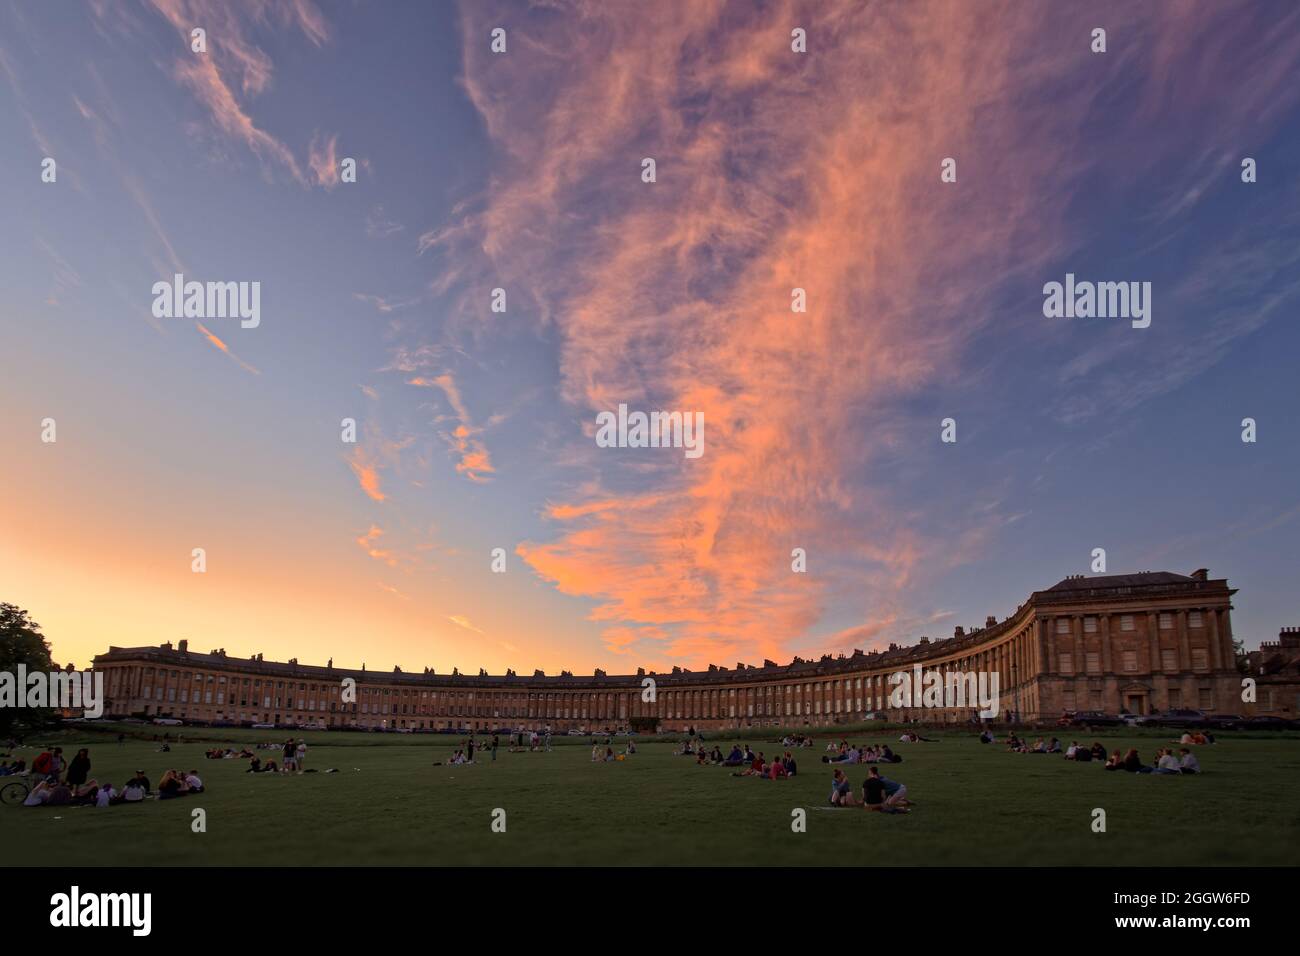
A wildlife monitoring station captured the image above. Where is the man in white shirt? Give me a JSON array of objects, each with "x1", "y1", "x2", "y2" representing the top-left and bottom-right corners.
[{"x1": 1178, "y1": 748, "x2": 1200, "y2": 774}]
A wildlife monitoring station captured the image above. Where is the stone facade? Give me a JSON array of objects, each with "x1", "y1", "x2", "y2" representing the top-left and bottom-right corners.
[
  {"x1": 1245, "y1": 627, "x2": 1300, "y2": 717},
  {"x1": 91, "y1": 569, "x2": 1258, "y2": 731}
]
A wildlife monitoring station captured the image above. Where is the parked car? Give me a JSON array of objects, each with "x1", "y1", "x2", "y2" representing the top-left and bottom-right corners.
[
  {"x1": 862, "y1": 711, "x2": 889, "y2": 721},
  {"x1": 250, "y1": 722, "x2": 276, "y2": 729},
  {"x1": 1241, "y1": 715, "x2": 1298, "y2": 731},
  {"x1": 1070, "y1": 711, "x2": 1125, "y2": 727},
  {"x1": 1145, "y1": 709, "x2": 1209, "y2": 729},
  {"x1": 1205, "y1": 714, "x2": 1246, "y2": 730},
  {"x1": 152, "y1": 717, "x2": 183, "y2": 726}
]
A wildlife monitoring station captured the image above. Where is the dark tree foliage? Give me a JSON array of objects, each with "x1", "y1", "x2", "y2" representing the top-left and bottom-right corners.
[{"x1": 0, "y1": 603, "x2": 57, "y2": 736}]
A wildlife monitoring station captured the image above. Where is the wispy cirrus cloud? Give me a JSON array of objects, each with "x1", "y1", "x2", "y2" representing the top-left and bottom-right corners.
[
  {"x1": 408, "y1": 373, "x2": 496, "y2": 483},
  {"x1": 431, "y1": 0, "x2": 1300, "y2": 671}
]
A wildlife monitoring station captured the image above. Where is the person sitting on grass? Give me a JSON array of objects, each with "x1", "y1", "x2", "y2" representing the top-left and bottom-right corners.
[
  {"x1": 185, "y1": 770, "x2": 204, "y2": 792},
  {"x1": 627, "y1": 740, "x2": 637, "y2": 755},
  {"x1": 782, "y1": 752, "x2": 798, "y2": 776},
  {"x1": 979, "y1": 729, "x2": 995, "y2": 744},
  {"x1": 862, "y1": 766, "x2": 910, "y2": 814},
  {"x1": 158, "y1": 770, "x2": 184, "y2": 799},
  {"x1": 95, "y1": 782, "x2": 116, "y2": 807},
  {"x1": 1029, "y1": 738, "x2": 1047, "y2": 753},
  {"x1": 1065, "y1": 741, "x2": 1080, "y2": 760},
  {"x1": 1179, "y1": 748, "x2": 1201, "y2": 774},
  {"x1": 823, "y1": 745, "x2": 859, "y2": 764},
  {"x1": 1005, "y1": 734, "x2": 1023, "y2": 752},
  {"x1": 879, "y1": 745, "x2": 902, "y2": 763},
  {"x1": 1121, "y1": 748, "x2": 1153, "y2": 773},
  {"x1": 742, "y1": 745, "x2": 756, "y2": 764},
  {"x1": 591, "y1": 743, "x2": 603, "y2": 762},
  {"x1": 605, "y1": 747, "x2": 616, "y2": 762},
  {"x1": 1089, "y1": 742, "x2": 1106, "y2": 762},
  {"x1": 879, "y1": 771, "x2": 910, "y2": 809},
  {"x1": 743, "y1": 752, "x2": 766, "y2": 776},
  {"x1": 1103, "y1": 749, "x2": 1123, "y2": 771},
  {"x1": 829, "y1": 768, "x2": 854, "y2": 806},
  {"x1": 1152, "y1": 748, "x2": 1182, "y2": 774}
]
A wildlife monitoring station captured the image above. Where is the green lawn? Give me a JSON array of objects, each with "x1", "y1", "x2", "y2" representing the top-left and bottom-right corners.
[{"x1": 3, "y1": 726, "x2": 1298, "y2": 865}]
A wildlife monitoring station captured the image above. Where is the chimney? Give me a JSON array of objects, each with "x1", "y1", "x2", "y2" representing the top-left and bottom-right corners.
[
  {"x1": 986, "y1": 615, "x2": 997, "y2": 627},
  {"x1": 1191, "y1": 568, "x2": 1208, "y2": 582},
  {"x1": 178, "y1": 639, "x2": 188, "y2": 653}
]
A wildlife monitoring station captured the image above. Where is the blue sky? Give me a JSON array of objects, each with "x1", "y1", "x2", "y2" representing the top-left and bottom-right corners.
[{"x1": 1, "y1": 0, "x2": 1297, "y2": 674}]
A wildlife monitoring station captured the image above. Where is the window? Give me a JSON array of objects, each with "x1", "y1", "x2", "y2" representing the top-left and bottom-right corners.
[
  {"x1": 1159, "y1": 613, "x2": 1174, "y2": 630},
  {"x1": 1062, "y1": 690, "x2": 1076, "y2": 711},
  {"x1": 1120, "y1": 615, "x2": 1135, "y2": 631},
  {"x1": 1191, "y1": 648, "x2": 1208, "y2": 671},
  {"x1": 1198, "y1": 688, "x2": 1213, "y2": 710},
  {"x1": 1122, "y1": 650, "x2": 1138, "y2": 672},
  {"x1": 1161, "y1": 649, "x2": 1178, "y2": 672},
  {"x1": 1189, "y1": 611, "x2": 1203, "y2": 628},
  {"x1": 1055, "y1": 619, "x2": 1071, "y2": 635},
  {"x1": 1168, "y1": 689, "x2": 1182, "y2": 708},
  {"x1": 1085, "y1": 652, "x2": 1100, "y2": 674},
  {"x1": 1084, "y1": 617, "x2": 1097, "y2": 633},
  {"x1": 1059, "y1": 652, "x2": 1074, "y2": 674}
]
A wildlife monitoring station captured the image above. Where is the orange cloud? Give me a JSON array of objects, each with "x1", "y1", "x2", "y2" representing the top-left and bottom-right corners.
[
  {"x1": 356, "y1": 525, "x2": 396, "y2": 566},
  {"x1": 194, "y1": 320, "x2": 259, "y2": 374},
  {"x1": 347, "y1": 447, "x2": 386, "y2": 502},
  {"x1": 451, "y1": 0, "x2": 1104, "y2": 668}
]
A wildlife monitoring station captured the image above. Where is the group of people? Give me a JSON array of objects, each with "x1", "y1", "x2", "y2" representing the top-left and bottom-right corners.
[
  {"x1": 829, "y1": 766, "x2": 911, "y2": 813},
  {"x1": 17, "y1": 746, "x2": 204, "y2": 808},
  {"x1": 591, "y1": 740, "x2": 636, "y2": 761},
  {"x1": 1005, "y1": 735, "x2": 1063, "y2": 754},
  {"x1": 1064, "y1": 741, "x2": 1109, "y2": 762},
  {"x1": 1102, "y1": 747, "x2": 1200, "y2": 774},
  {"x1": 820, "y1": 742, "x2": 903, "y2": 765},
  {"x1": 507, "y1": 730, "x2": 553, "y2": 752},
  {"x1": 730, "y1": 750, "x2": 798, "y2": 779},
  {"x1": 778, "y1": 734, "x2": 816, "y2": 748},
  {"x1": 206, "y1": 747, "x2": 255, "y2": 760}
]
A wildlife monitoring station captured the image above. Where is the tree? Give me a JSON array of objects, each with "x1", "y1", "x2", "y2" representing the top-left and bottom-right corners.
[{"x1": 0, "y1": 603, "x2": 57, "y2": 736}]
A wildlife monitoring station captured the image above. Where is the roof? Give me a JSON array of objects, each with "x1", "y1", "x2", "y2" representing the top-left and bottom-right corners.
[{"x1": 1043, "y1": 572, "x2": 1195, "y2": 592}]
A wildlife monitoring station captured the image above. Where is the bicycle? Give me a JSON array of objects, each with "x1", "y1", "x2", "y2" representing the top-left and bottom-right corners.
[{"x1": 0, "y1": 777, "x2": 31, "y2": 806}]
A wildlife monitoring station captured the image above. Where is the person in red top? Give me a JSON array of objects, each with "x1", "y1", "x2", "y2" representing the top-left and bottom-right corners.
[
  {"x1": 31, "y1": 750, "x2": 54, "y2": 780},
  {"x1": 769, "y1": 759, "x2": 787, "y2": 780}
]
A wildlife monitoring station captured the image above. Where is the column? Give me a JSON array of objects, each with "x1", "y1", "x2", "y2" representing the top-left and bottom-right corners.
[
  {"x1": 1100, "y1": 614, "x2": 1112, "y2": 673},
  {"x1": 1207, "y1": 608, "x2": 1222, "y2": 670},
  {"x1": 1176, "y1": 609, "x2": 1191, "y2": 669}
]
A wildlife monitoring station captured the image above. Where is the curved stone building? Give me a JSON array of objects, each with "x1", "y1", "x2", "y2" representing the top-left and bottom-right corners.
[{"x1": 93, "y1": 569, "x2": 1245, "y2": 731}]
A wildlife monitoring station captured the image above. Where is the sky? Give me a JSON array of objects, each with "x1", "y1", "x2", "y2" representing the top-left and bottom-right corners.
[{"x1": 1, "y1": 0, "x2": 1298, "y2": 676}]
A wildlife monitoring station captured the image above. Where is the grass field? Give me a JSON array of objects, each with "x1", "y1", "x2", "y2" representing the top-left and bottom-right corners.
[{"x1": 3, "y1": 724, "x2": 1298, "y2": 866}]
